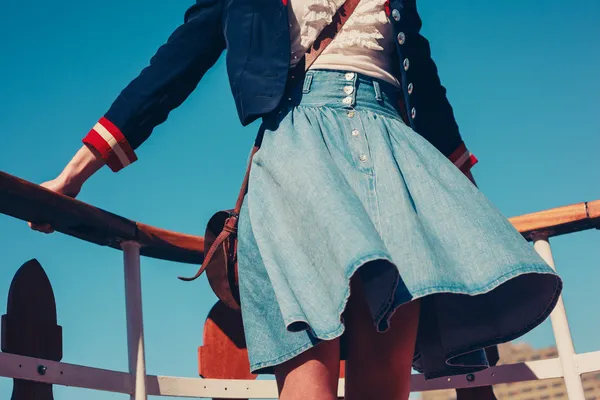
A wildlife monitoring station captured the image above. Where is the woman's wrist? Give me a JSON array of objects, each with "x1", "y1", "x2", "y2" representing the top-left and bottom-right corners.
[{"x1": 57, "y1": 145, "x2": 105, "y2": 194}]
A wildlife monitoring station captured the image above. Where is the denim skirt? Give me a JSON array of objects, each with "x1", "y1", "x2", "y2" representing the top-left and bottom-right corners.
[{"x1": 237, "y1": 69, "x2": 562, "y2": 378}]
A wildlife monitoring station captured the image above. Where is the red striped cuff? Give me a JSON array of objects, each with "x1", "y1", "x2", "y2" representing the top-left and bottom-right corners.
[
  {"x1": 82, "y1": 117, "x2": 137, "y2": 172},
  {"x1": 449, "y1": 143, "x2": 478, "y2": 174}
]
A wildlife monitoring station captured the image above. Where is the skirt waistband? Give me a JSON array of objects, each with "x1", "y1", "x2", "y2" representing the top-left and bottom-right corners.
[{"x1": 279, "y1": 69, "x2": 404, "y2": 119}]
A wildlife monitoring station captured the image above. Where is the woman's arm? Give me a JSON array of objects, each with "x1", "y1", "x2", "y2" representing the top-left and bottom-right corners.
[
  {"x1": 30, "y1": 0, "x2": 225, "y2": 232},
  {"x1": 84, "y1": 0, "x2": 226, "y2": 172}
]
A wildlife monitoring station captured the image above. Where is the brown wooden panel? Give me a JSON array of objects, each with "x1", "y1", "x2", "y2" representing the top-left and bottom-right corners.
[
  {"x1": 198, "y1": 301, "x2": 256, "y2": 400},
  {"x1": 198, "y1": 301, "x2": 256, "y2": 380},
  {"x1": 2, "y1": 259, "x2": 62, "y2": 400}
]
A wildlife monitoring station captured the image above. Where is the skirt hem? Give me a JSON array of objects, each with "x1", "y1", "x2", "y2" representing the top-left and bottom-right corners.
[
  {"x1": 249, "y1": 261, "x2": 559, "y2": 375},
  {"x1": 420, "y1": 271, "x2": 562, "y2": 379}
]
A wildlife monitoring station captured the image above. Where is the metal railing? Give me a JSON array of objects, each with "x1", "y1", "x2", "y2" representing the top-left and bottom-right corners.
[{"x1": 1, "y1": 169, "x2": 599, "y2": 399}]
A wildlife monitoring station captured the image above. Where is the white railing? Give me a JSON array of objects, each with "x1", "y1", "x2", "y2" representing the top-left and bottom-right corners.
[{"x1": 1, "y1": 170, "x2": 599, "y2": 399}]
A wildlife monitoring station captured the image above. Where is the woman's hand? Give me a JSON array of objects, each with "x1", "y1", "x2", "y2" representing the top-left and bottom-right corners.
[
  {"x1": 28, "y1": 144, "x2": 106, "y2": 233},
  {"x1": 28, "y1": 177, "x2": 82, "y2": 233}
]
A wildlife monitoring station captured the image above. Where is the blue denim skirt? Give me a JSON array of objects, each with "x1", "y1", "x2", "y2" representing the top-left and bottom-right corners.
[{"x1": 237, "y1": 70, "x2": 562, "y2": 378}]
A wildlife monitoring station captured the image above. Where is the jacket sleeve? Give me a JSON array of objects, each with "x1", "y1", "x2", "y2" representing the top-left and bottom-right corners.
[
  {"x1": 82, "y1": 1, "x2": 225, "y2": 172},
  {"x1": 406, "y1": 5, "x2": 478, "y2": 174}
]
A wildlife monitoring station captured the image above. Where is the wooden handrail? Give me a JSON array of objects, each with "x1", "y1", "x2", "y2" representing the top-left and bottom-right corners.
[
  {"x1": 0, "y1": 171, "x2": 203, "y2": 264},
  {"x1": 0, "y1": 170, "x2": 598, "y2": 264},
  {"x1": 510, "y1": 200, "x2": 600, "y2": 240}
]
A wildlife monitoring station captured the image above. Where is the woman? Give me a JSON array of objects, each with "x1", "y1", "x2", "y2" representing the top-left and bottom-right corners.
[{"x1": 30, "y1": 0, "x2": 562, "y2": 399}]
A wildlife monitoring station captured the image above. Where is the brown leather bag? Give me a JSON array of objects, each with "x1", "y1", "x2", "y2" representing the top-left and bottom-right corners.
[{"x1": 178, "y1": 0, "x2": 362, "y2": 310}]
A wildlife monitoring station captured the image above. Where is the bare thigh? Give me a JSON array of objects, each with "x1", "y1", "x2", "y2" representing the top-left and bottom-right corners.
[
  {"x1": 344, "y1": 276, "x2": 420, "y2": 400},
  {"x1": 272, "y1": 274, "x2": 419, "y2": 400},
  {"x1": 274, "y1": 337, "x2": 341, "y2": 400}
]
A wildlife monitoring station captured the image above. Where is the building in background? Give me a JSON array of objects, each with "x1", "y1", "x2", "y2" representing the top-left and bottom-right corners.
[{"x1": 419, "y1": 343, "x2": 600, "y2": 400}]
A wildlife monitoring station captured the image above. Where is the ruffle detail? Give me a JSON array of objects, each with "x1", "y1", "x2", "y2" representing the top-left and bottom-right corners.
[
  {"x1": 299, "y1": 0, "x2": 391, "y2": 52},
  {"x1": 299, "y1": 0, "x2": 347, "y2": 49}
]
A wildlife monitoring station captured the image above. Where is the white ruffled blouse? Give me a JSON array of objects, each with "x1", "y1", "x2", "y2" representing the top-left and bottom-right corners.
[{"x1": 289, "y1": 0, "x2": 400, "y2": 86}]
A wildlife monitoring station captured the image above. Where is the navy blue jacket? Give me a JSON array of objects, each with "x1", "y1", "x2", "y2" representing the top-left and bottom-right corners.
[{"x1": 83, "y1": 0, "x2": 477, "y2": 173}]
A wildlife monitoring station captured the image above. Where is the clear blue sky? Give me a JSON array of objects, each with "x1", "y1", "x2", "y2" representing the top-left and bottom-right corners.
[{"x1": 1, "y1": 0, "x2": 599, "y2": 398}]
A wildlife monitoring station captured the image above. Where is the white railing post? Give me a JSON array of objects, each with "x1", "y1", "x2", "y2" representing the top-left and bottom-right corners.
[
  {"x1": 533, "y1": 234, "x2": 585, "y2": 400},
  {"x1": 122, "y1": 241, "x2": 148, "y2": 400}
]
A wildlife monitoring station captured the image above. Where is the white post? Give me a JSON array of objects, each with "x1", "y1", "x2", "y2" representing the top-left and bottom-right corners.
[
  {"x1": 533, "y1": 234, "x2": 585, "y2": 400},
  {"x1": 122, "y1": 241, "x2": 148, "y2": 400}
]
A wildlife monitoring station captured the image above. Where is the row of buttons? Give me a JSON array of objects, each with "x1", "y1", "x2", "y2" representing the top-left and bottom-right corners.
[
  {"x1": 342, "y1": 72, "x2": 356, "y2": 105},
  {"x1": 391, "y1": 9, "x2": 417, "y2": 120}
]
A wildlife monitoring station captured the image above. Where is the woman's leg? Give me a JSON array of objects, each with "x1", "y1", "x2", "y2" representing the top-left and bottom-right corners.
[
  {"x1": 344, "y1": 276, "x2": 420, "y2": 400},
  {"x1": 274, "y1": 337, "x2": 341, "y2": 400}
]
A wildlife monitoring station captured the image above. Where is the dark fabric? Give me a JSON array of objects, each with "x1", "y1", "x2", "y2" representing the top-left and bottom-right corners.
[{"x1": 485, "y1": 345, "x2": 500, "y2": 367}]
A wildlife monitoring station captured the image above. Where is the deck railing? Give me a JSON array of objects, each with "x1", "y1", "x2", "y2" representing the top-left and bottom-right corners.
[{"x1": 0, "y1": 170, "x2": 599, "y2": 399}]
